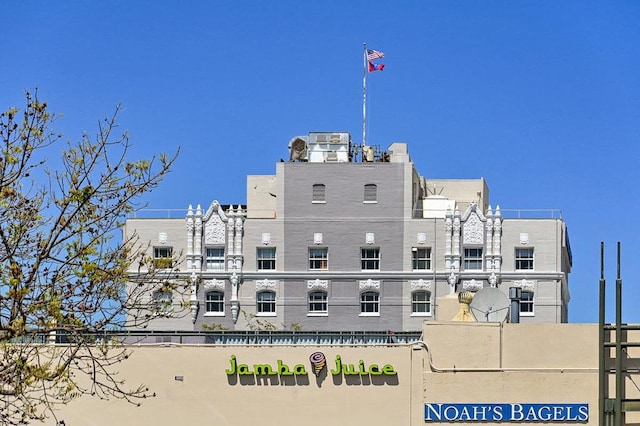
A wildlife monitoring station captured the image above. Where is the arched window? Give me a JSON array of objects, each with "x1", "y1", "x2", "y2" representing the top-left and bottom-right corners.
[
  {"x1": 308, "y1": 291, "x2": 328, "y2": 313},
  {"x1": 411, "y1": 291, "x2": 431, "y2": 315},
  {"x1": 257, "y1": 290, "x2": 276, "y2": 314},
  {"x1": 205, "y1": 291, "x2": 224, "y2": 314},
  {"x1": 360, "y1": 291, "x2": 379, "y2": 314}
]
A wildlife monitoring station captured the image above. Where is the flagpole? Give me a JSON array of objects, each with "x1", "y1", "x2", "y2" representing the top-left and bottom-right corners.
[{"x1": 362, "y1": 42, "x2": 367, "y2": 151}]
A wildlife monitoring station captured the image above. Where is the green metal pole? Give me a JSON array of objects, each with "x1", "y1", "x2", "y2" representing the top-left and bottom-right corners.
[{"x1": 615, "y1": 242, "x2": 623, "y2": 426}]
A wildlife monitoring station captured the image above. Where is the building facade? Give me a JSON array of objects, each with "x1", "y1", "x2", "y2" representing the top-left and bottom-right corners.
[
  {"x1": 54, "y1": 321, "x2": 611, "y2": 426},
  {"x1": 124, "y1": 132, "x2": 572, "y2": 331}
]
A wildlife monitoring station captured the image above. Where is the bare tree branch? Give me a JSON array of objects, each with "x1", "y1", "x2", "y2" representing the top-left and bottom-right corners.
[{"x1": 0, "y1": 90, "x2": 185, "y2": 424}]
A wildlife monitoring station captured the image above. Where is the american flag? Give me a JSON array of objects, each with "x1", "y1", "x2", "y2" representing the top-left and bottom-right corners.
[{"x1": 366, "y1": 49, "x2": 384, "y2": 60}]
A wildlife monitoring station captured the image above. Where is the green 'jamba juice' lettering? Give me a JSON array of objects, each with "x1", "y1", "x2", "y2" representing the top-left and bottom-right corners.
[
  {"x1": 330, "y1": 355, "x2": 396, "y2": 376},
  {"x1": 226, "y1": 356, "x2": 307, "y2": 376},
  {"x1": 226, "y1": 355, "x2": 394, "y2": 377}
]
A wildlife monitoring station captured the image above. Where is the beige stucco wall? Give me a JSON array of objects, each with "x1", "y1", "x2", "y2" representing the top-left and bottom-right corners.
[
  {"x1": 50, "y1": 322, "x2": 615, "y2": 425},
  {"x1": 55, "y1": 345, "x2": 418, "y2": 426}
]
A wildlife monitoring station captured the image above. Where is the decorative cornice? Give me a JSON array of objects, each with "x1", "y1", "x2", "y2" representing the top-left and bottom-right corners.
[
  {"x1": 203, "y1": 279, "x2": 225, "y2": 292},
  {"x1": 256, "y1": 279, "x2": 277, "y2": 291},
  {"x1": 410, "y1": 279, "x2": 432, "y2": 291},
  {"x1": 203, "y1": 200, "x2": 228, "y2": 222},
  {"x1": 462, "y1": 279, "x2": 483, "y2": 292},
  {"x1": 511, "y1": 279, "x2": 536, "y2": 291},
  {"x1": 307, "y1": 279, "x2": 329, "y2": 290},
  {"x1": 359, "y1": 279, "x2": 380, "y2": 291}
]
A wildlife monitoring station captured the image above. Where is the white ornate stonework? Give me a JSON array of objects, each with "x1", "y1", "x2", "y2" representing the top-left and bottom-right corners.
[
  {"x1": 410, "y1": 279, "x2": 432, "y2": 291},
  {"x1": 463, "y1": 213, "x2": 484, "y2": 245},
  {"x1": 307, "y1": 279, "x2": 329, "y2": 290},
  {"x1": 204, "y1": 279, "x2": 225, "y2": 291},
  {"x1": 462, "y1": 279, "x2": 483, "y2": 292},
  {"x1": 158, "y1": 232, "x2": 168, "y2": 244},
  {"x1": 512, "y1": 279, "x2": 536, "y2": 291},
  {"x1": 204, "y1": 214, "x2": 226, "y2": 245},
  {"x1": 255, "y1": 279, "x2": 277, "y2": 291},
  {"x1": 262, "y1": 233, "x2": 271, "y2": 245},
  {"x1": 365, "y1": 233, "x2": 375, "y2": 245},
  {"x1": 417, "y1": 233, "x2": 427, "y2": 245},
  {"x1": 313, "y1": 233, "x2": 323, "y2": 245},
  {"x1": 359, "y1": 279, "x2": 380, "y2": 291}
]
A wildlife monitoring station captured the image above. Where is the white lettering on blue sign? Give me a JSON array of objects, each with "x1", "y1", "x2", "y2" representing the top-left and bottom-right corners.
[{"x1": 424, "y1": 404, "x2": 588, "y2": 422}]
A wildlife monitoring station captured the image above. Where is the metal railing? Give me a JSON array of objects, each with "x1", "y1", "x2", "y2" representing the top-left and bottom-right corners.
[
  {"x1": 499, "y1": 209, "x2": 563, "y2": 219},
  {"x1": 36, "y1": 330, "x2": 422, "y2": 346}
]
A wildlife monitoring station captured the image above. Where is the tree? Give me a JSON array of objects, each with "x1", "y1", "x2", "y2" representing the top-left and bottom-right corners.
[{"x1": 0, "y1": 91, "x2": 185, "y2": 424}]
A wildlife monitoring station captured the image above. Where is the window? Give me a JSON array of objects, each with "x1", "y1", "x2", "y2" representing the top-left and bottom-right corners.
[
  {"x1": 257, "y1": 248, "x2": 276, "y2": 270},
  {"x1": 312, "y1": 184, "x2": 325, "y2": 203},
  {"x1": 364, "y1": 184, "x2": 377, "y2": 203},
  {"x1": 463, "y1": 248, "x2": 483, "y2": 270},
  {"x1": 205, "y1": 291, "x2": 225, "y2": 314},
  {"x1": 520, "y1": 291, "x2": 534, "y2": 315},
  {"x1": 360, "y1": 291, "x2": 380, "y2": 314},
  {"x1": 152, "y1": 289, "x2": 173, "y2": 316},
  {"x1": 153, "y1": 247, "x2": 173, "y2": 269},
  {"x1": 309, "y1": 248, "x2": 328, "y2": 270},
  {"x1": 308, "y1": 291, "x2": 328, "y2": 314},
  {"x1": 206, "y1": 247, "x2": 225, "y2": 270},
  {"x1": 361, "y1": 248, "x2": 380, "y2": 270},
  {"x1": 257, "y1": 290, "x2": 276, "y2": 314},
  {"x1": 411, "y1": 291, "x2": 431, "y2": 315},
  {"x1": 412, "y1": 248, "x2": 432, "y2": 270},
  {"x1": 515, "y1": 248, "x2": 534, "y2": 270}
]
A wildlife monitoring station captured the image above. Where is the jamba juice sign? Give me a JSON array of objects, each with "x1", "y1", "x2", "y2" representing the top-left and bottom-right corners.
[{"x1": 225, "y1": 352, "x2": 396, "y2": 378}]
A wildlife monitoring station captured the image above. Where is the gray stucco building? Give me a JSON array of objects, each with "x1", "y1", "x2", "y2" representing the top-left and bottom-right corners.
[{"x1": 124, "y1": 132, "x2": 572, "y2": 331}]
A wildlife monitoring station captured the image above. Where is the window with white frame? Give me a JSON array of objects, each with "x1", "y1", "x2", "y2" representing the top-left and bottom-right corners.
[
  {"x1": 312, "y1": 184, "x2": 326, "y2": 203},
  {"x1": 463, "y1": 248, "x2": 483, "y2": 270},
  {"x1": 205, "y1": 291, "x2": 224, "y2": 314},
  {"x1": 308, "y1": 291, "x2": 328, "y2": 313},
  {"x1": 309, "y1": 248, "x2": 328, "y2": 270},
  {"x1": 206, "y1": 247, "x2": 225, "y2": 270},
  {"x1": 411, "y1": 291, "x2": 431, "y2": 315},
  {"x1": 360, "y1": 291, "x2": 380, "y2": 314},
  {"x1": 412, "y1": 247, "x2": 432, "y2": 270},
  {"x1": 153, "y1": 246, "x2": 173, "y2": 269},
  {"x1": 364, "y1": 184, "x2": 377, "y2": 203},
  {"x1": 257, "y1": 247, "x2": 276, "y2": 270},
  {"x1": 257, "y1": 290, "x2": 276, "y2": 314},
  {"x1": 361, "y1": 247, "x2": 380, "y2": 270},
  {"x1": 520, "y1": 290, "x2": 534, "y2": 315},
  {"x1": 152, "y1": 289, "x2": 173, "y2": 315},
  {"x1": 515, "y1": 248, "x2": 534, "y2": 270}
]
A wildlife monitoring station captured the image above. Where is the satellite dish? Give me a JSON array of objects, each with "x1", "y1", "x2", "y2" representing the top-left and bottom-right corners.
[{"x1": 469, "y1": 287, "x2": 510, "y2": 322}]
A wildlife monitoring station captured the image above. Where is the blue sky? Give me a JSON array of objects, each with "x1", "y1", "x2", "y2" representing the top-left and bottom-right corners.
[{"x1": 2, "y1": 1, "x2": 639, "y2": 323}]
